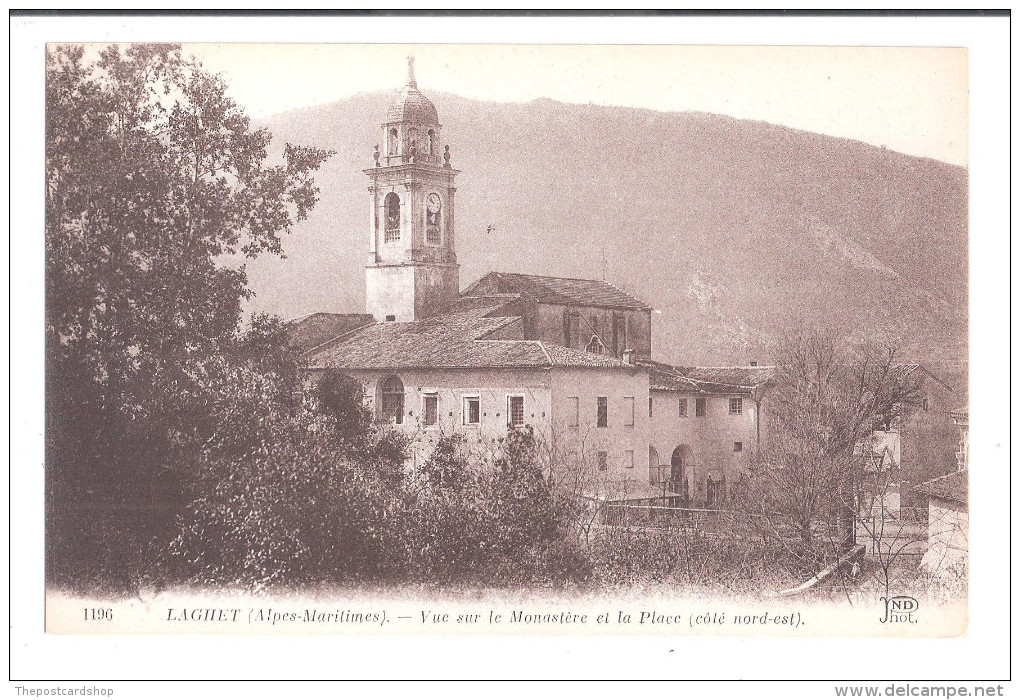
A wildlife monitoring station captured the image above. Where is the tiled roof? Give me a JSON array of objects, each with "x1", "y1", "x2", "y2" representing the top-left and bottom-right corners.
[
  {"x1": 543, "y1": 343, "x2": 637, "y2": 369},
  {"x1": 915, "y1": 470, "x2": 967, "y2": 505},
  {"x1": 302, "y1": 304, "x2": 636, "y2": 371},
  {"x1": 677, "y1": 365, "x2": 777, "y2": 390},
  {"x1": 648, "y1": 368, "x2": 700, "y2": 393},
  {"x1": 641, "y1": 360, "x2": 775, "y2": 395},
  {"x1": 464, "y1": 272, "x2": 650, "y2": 310},
  {"x1": 285, "y1": 313, "x2": 375, "y2": 354}
]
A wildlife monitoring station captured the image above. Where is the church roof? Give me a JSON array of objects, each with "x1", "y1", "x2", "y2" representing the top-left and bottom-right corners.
[
  {"x1": 385, "y1": 58, "x2": 439, "y2": 125},
  {"x1": 641, "y1": 360, "x2": 776, "y2": 395},
  {"x1": 302, "y1": 303, "x2": 637, "y2": 371},
  {"x1": 464, "y1": 272, "x2": 650, "y2": 310}
]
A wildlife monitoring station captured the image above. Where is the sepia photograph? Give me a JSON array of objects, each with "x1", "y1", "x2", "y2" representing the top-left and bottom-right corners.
[{"x1": 11, "y1": 10, "x2": 1011, "y2": 689}]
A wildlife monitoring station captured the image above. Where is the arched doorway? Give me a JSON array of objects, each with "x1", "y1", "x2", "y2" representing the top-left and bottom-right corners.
[{"x1": 670, "y1": 445, "x2": 693, "y2": 502}]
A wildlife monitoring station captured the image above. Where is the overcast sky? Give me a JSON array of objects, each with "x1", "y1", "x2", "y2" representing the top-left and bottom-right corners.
[{"x1": 185, "y1": 43, "x2": 968, "y2": 166}]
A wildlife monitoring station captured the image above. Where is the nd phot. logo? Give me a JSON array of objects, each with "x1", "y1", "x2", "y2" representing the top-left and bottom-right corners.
[{"x1": 879, "y1": 595, "x2": 919, "y2": 624}]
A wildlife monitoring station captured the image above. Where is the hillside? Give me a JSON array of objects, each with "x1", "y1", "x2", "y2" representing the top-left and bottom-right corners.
[{"x1": 242, "y1": 92, "x2": 968, "y2": 376}]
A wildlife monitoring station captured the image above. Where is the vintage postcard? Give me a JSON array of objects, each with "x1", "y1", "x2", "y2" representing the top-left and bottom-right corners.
[{"x1": 40, "y1": 40, "x2": 973, "y2": 645}]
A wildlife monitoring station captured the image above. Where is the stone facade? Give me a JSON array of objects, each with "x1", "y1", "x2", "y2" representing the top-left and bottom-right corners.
[
  {"x1": 649, "y1": 391, "x2": 761, "y2": 506},
  {"x1": 306, "y1": 364, "x2": 651, "y2": 492}
]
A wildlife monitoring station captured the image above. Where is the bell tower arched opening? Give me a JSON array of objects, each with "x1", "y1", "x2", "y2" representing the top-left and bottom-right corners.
[{"x1": 383, "y1": 192, "x2": 401, "y2": 242}]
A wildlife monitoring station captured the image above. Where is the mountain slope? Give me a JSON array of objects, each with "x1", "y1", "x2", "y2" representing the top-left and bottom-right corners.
[{"x1": 244, "y1": 92, "x2": 968, "y2": 370}]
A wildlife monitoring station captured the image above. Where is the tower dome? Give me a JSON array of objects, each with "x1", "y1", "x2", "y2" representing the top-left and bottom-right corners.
[
  {"x1": 386, "y1": 57, "x2": 439, "y2": 124},
  {"x1": 380, "y1": 56, "x2": 443, "y2": 166}
]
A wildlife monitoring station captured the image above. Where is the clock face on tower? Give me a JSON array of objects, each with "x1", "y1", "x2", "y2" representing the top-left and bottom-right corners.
[{"x1": 426, "y1": 193, "x2": 441, "y2": 214}]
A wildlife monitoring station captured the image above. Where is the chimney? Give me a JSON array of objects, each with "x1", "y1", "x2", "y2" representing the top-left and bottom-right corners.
[
  {"x1": 623, "y1": 348, "x2": 635, "y2": 365},
  {"x1": 750, "y1": 361, "x2": 758, "y2": 367}
]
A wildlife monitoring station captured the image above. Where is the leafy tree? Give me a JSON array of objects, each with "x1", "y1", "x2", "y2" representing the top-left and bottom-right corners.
[
  {"x1": 47, "y1": 43, "x2": 331, "y2": 425},
  {"x1": 487, "y1": 426, "x2": 560, "y2": 550},
  {"x1": 45, "y1": 43, "x2": 332, "y2": 590}
]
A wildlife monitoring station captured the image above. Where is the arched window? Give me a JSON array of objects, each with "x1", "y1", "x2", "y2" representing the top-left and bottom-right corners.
[
  {"x1": 406, "y1": 128, "x2": 419, "y2": 156},
  {"x1": 384, "y1": 192, "x2": 400, "y2": 242},
  {"x1": 388, "y1": 128, "x2": 399, "y2": 156},
  {"x1": 586, "y1": 335, "x2": 606, "y2": 355},
  {"x1": 427, "y1": 129, "x2": 436, "y2": 155},
  {"x1": 378, "y1": 375, "x2": 405, "y2": 425}
]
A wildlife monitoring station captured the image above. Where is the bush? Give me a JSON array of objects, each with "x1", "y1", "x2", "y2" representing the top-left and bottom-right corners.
[{"x1": 397, "y1": 428, "x2": 586, "y2": 586}]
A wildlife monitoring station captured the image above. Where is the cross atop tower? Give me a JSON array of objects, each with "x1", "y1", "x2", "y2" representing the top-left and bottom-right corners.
[{"x1": 406, "y1": 55, "x2": 416, "y2": 88}]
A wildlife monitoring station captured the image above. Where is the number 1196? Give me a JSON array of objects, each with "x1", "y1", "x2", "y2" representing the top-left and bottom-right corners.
[{"x1": 84, "y1": 608, "x2": 113, "y2": 621}]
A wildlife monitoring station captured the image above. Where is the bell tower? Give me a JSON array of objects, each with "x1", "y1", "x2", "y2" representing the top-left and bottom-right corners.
[{"x1": 364, "y1": 57, "x2": 460, "y2": 322}]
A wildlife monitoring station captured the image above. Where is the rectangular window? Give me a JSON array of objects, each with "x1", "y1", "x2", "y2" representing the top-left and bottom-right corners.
[
  {"x1": 380, "y1": 378, "x2": 404, "y2": 425},
  {"x1": 649, "y1": 396, "x2": 654, "y2": 418},
  {"x1": 423, "y1": 394, "x2": 438, "y2": 427},
  {"x1": 597, "y1": 451, "x2": 608, "y2": 472},
  {"x1": 613, "y1": 313, "x2": 626, "y2": 356},
  {"x1": 734, "y1": 441, "x2": 743, "y2": 453},
  {"x1": 508, "y1": 395, "x2": 525, "y2": 427},
  {"x1": 730, "y1": 397, "x2": 743, "y2": 415},
  {"x1": 563, "y1": 312, "x2": 580, "y2": 349},
  {"x1": 567, "y1": 396, "x2": 579, "y2": 427},
  {"x1": 624, "y1": 449, "x2": 634, "y2": 469},
  {"x1": 463, "y1": 396, "x2": 480, "y2": 426},
  {"x1": 696, "y1": 397, "x2": 706, "y2": 417},
  {"x1": 623, "y1": 396, "x2": 635, "y2": 427},
  {"x1": 678, "y1": 397, "x2": 688, "y2": 417},
  {"x1": 596, "y1": 396, "x2": 608, "y2": 428}
]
